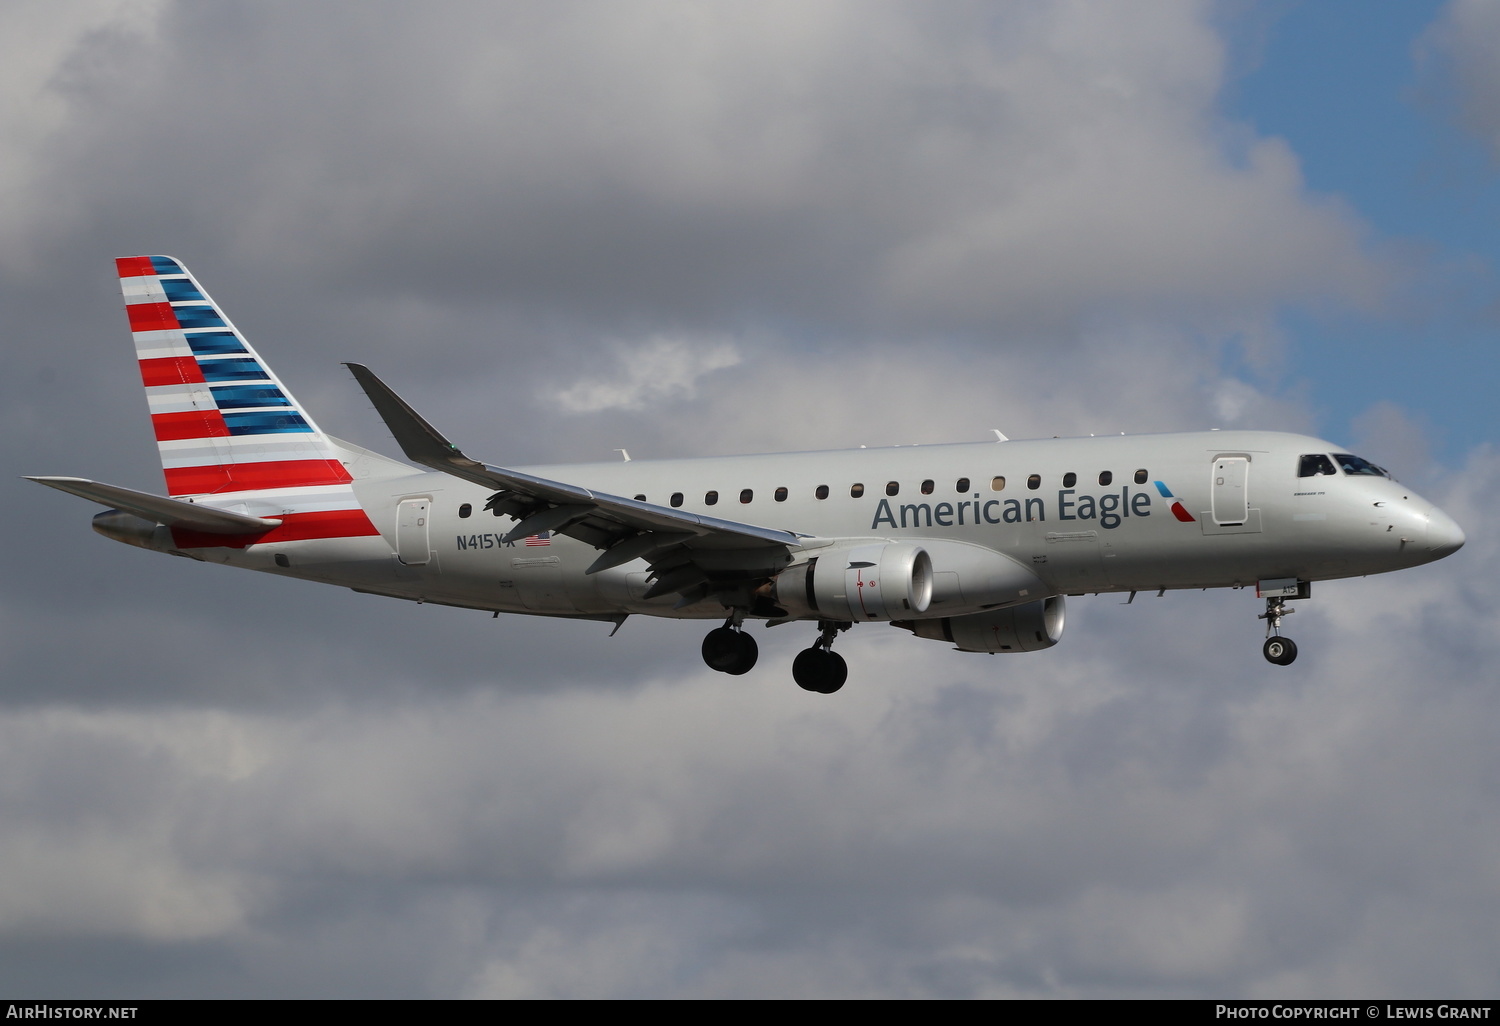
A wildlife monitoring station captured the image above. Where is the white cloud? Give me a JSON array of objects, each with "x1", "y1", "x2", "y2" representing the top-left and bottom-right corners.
[
  {"x1": 21, "y1": 0, "x2": 1385, "y2": 335},
  {"x1": 551, "y1": 334, "x2": 741, "y2": 414}
]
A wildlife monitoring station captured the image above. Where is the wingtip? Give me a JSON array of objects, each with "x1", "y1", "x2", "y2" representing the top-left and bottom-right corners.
[{"x1": 341, "y1": 361, "x2": 470, "y2": 470}]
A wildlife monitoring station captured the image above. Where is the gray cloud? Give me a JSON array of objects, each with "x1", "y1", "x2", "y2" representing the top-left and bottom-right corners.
[
  {"x1": 0, "y1": 0, "x2": 1489, "y2": 998},
  {"x1": 1424, "y1": 0, "x2": 1500, "y2": 165},
  {"x1": 18, "y1": 1, "x2": 1384, "y2": 335},
  {"x1": 2, "y1": 460, "x2": 1496, "y2": 997}
]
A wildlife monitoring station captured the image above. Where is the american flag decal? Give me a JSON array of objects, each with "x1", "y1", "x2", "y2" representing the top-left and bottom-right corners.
[{"x1": 524, "y1": 532, "x2": 552, "y2": 547}]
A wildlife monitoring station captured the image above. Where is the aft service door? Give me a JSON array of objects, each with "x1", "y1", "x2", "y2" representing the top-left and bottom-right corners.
[
  {"x1": 1211, "y1": 458, "x2": 1249, "y2": 525},
  {"x1": 396, "y1": 499, "x2": 431, "y2": 565}
]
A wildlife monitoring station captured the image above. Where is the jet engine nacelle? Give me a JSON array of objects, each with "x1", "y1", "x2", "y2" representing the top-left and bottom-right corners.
[
  {"x1": 896, "y1": 596, "x2": 1066, "y2": 653},
  {"x1": 916, "y1": 538, "x2": 1048, "y2": 616},
  {"x1": 772, "y1": 542, "x2": 933, "y2": 622}
]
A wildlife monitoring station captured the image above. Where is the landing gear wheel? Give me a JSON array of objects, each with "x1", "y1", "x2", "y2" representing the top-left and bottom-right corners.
[
  {"x1": 1263, "y1": 636, "x2": 1298, "y2": 666},
  {"x1": 702, "y1": 627, "x2": 758, "y2": 675},
  {"x1": 792, "y1": 647, "x2": 847, "y2": 693},
  {"x1": 1258, "y1": 594, "x2": 1301, "y2": 667}
]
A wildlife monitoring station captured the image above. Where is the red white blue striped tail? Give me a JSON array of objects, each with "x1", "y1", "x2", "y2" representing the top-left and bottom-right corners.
[{"x1": 118, "y1": 255, "x2": 378, "y2": 546}]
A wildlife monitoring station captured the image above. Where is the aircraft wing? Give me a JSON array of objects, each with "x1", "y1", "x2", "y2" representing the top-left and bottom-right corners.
[
  {"x1": 25, "y1": 476, "x2": 282, "y2": 534},
  {"x1": 346, "y1": 364, "x2": 806, "y2": 601}
]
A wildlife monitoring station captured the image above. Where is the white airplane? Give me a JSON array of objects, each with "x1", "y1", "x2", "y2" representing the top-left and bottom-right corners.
[{"x1": 29, "y1": 257, "x2": 1466, "y2": 692}]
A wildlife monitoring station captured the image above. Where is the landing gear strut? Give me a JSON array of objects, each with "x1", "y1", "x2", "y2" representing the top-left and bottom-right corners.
[
  {"x1": 1259, "y1": 596, "x2": 1298, "y2": 666},
  {"x1": 792, "y1": 620, "x2": 850, "y2": 694},
  {"x1": 702, "y1": 618, "x2": 758, "y2": 675}
]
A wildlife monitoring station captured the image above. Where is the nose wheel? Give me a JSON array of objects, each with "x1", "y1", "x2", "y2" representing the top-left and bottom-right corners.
[
  {"x1": 1262, "y1": 636, "x2": 1298, "y2": 666},
  {"x1": 702, "y1": 623, "x2": 758, "y2": 675},
  {"x1": 1258, "y1": 596, "x2": 1298, "y2": 666},
  {"x1": 792, "y1": 620, "x2": 850, "y2": 693}
]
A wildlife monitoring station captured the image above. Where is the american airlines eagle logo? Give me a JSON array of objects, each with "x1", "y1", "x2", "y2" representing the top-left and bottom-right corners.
[{"x1": 1153, "y1": 481, "x2": 1197, "y2": 523}]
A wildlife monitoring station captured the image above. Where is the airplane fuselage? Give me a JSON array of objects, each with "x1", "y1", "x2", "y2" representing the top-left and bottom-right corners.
[{"x1": 144, "y1": 429, "x2": 1459, "y2": 621}]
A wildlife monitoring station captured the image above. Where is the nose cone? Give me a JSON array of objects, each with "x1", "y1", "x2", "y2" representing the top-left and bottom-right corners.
[{"x1": 1427, "y1": 507, "x2": 1466, "y2": 560}]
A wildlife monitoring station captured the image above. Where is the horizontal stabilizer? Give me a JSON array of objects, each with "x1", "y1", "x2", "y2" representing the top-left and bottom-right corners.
[{"x1": 25, "y1": 476, "x2": 281, "y2": 534}]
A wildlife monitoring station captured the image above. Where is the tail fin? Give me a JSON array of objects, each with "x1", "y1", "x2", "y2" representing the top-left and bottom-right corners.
[
  {"x1": 118, "y1": 255, "x2": 379, "y2": 544},
  {"x1": 120, "y1": 255, "x2": 351, "y2": 496}
]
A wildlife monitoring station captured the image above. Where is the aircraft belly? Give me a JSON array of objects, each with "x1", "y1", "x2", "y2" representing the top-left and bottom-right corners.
[
  {"x1": 510, "y1": 556, "x2": 577, "y2": 613},
  {"x1": 441, "y1": 532, "x2": 669, "y2": 616},
  {"x1": 592, "y1": 566, "x2": 650, "y2": 608},
  {"x1": 225, "y1": 535, "x2": 397, "y2": 580},
  {"x1": 1096, "y1": 531, "x2": 1271, "y2": 591},
  {"x1": 1035, "y1": 529, "x2": 1107, "y2": 591}
]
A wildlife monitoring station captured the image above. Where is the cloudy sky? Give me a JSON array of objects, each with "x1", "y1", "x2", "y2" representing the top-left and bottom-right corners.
[{"x1": 3, "y1": 0, "x2": 1497, "y2": 998}]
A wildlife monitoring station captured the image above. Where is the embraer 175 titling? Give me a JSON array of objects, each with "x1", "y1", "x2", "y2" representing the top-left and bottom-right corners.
[{"x1": 29, "y1": 257, "x2": 1466, "y2": 693}]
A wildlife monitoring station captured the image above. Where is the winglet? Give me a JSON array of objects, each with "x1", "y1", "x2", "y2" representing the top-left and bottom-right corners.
[
  {"x1": 344, "y1": 363, "x2": 498, "y2": 489},
  {"x1": 344, "y1": 364, "x2": 802, "y2": 553}
]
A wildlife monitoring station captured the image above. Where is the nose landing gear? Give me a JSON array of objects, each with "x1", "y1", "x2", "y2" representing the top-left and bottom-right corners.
[
  {"x1": 1263, "y1": 635, "x2": 1298, "y2": 665},
  {"x1": 792, "y1": 620, "x2": 850, "y2": 694},
  {"x1": 1259, "y1": 596, "x2": 1298, "y2": 665}
]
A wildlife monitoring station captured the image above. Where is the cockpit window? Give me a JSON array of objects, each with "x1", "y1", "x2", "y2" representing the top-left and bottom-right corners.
[
  {"x1": 1299, "y1": 454, "x2": 1338, "y2": 478},
  {"x1": 1334, "y1": 453, "x2": 1391, "y2": 478}
]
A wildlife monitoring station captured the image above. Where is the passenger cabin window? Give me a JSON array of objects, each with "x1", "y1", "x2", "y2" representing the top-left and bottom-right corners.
[
  {"x1": 1027, "y1": 474, "x2": 1041, "y2": 490},
  {"x1": 1098, "y1": 471, "x2": 1112, "y2": 486},
  {"x1": 670, "y1": 492, "x2": 684, "y2": 508},
  {"x1": 991, "y1": 476, "x2": 1005, "y2": 491},
  {"x1": 633, "y1": 494, "x2": 646, "y2": 502},
  {"x1": 815, "y1": 485, "x2": 829, "y2": 500},
  {"x1": 956, "y1": 477, "x2": 971, "y2": 492},
  {"x1": 920, "y1": 479, "x2": 935, "y2": 495},
  {"x1": 740, "y1": 489, "x2": 753, "y2": 504},
  {"x1": 459, "y1": 503, "x2": 472, "y2": 518},
  {"x1": 775, "y1": 487, "x2": 788, "y2": 502},
  {"x1": 705, "y1": 491, "x2": 719, "y2": 505},
  {"x1": 886, "y1": 481, "x2": 900, "y2": 496},
  {"x1": 1299, "y1": 454, "x2": 1338, "y2": 478},
  {"x1": 1134, "y1": 469, "x2": 1148, "y2": 484},
  {"x1": 1335, "y1": 453, "x2": 1391, "y2": 478},
  {"x1": 1062, "y1": 472, "x2": 1077, "y2": 488},
  {"x1": 851, "y1": 483, "x2": 865, "y2": 498}
]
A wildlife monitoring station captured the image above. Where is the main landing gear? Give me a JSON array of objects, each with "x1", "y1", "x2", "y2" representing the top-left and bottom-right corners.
[
  {"x1": 1259, "y1": 596, "x2": 1298, "y2": 666},
  {"x1": 792, "y1": 620, "x2": 850, "y2": 694},
  {"x1": 699, "y1": 617, "x2": 851, "y2": 693},
  {"x1": 702, "y1": 621, "x2": 758, "y2": 675}
]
